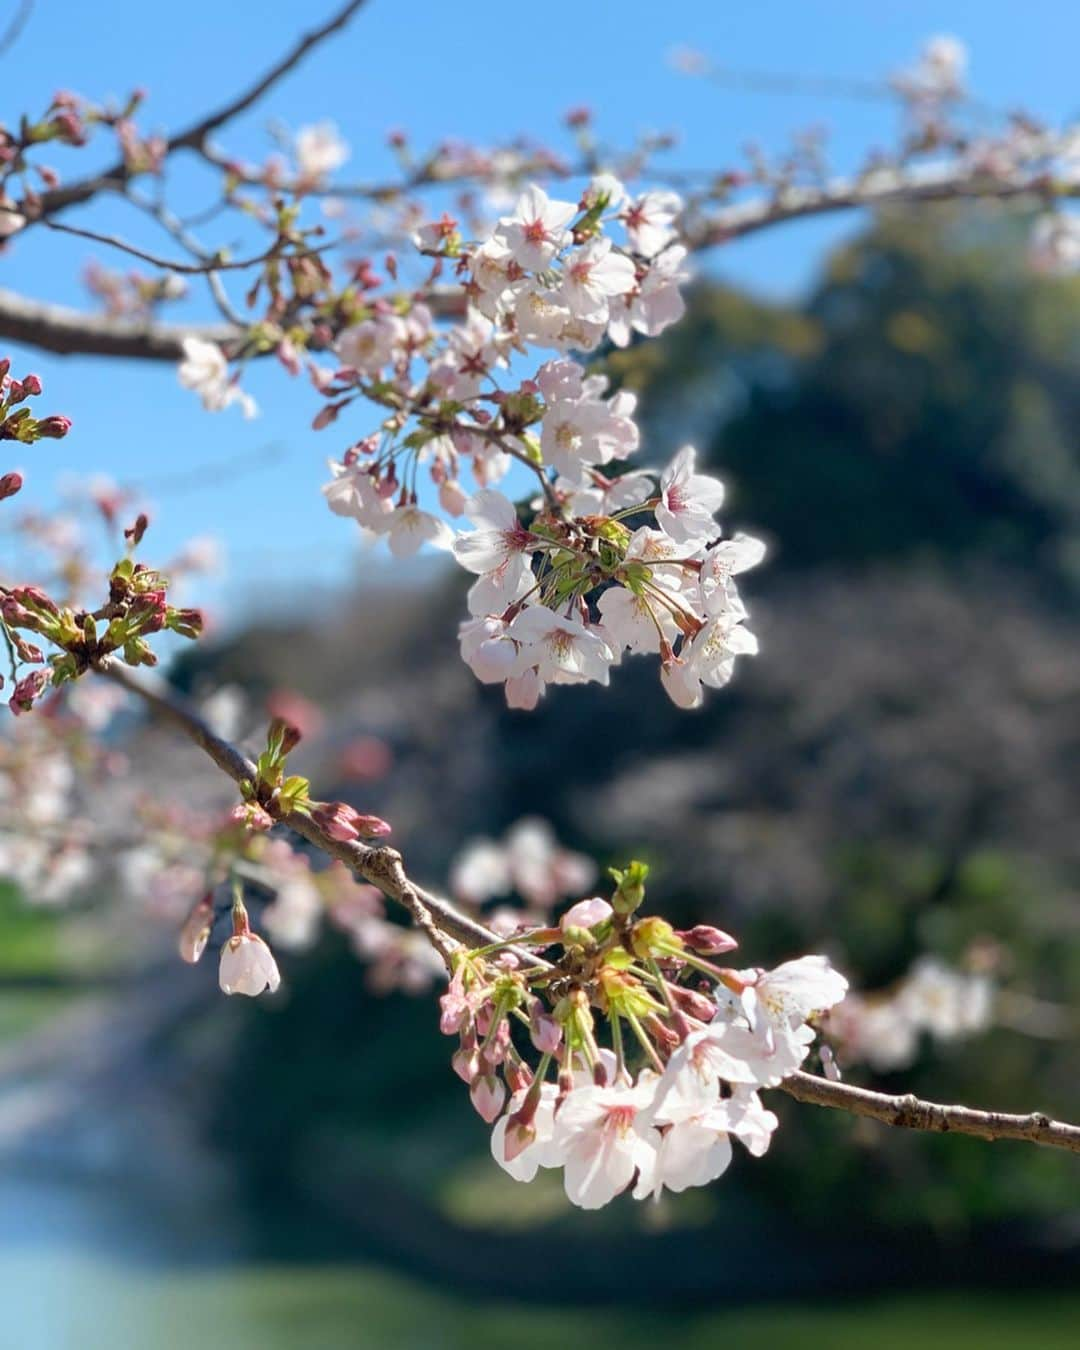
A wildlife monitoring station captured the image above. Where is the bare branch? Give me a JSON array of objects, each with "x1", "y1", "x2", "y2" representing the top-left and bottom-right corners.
[
  {"x1": 682, "y1": 161, "x2": 1067, "y2": 249},
  {"x1": 0, "y1": 286, "x2": 237, "y2": 360},
  {"x1": 19, "y1": 0, "x2": 370, "y2": 222},
  {"x1": 0, "y1": 0, "x2": 32, "y2": 60},
  {"x1": 778, "y1": 1070, "x2": 1080, "y2": 1155}
]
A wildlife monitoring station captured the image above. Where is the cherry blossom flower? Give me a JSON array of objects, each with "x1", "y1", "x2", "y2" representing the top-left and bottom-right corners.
[
  {"x1": 453, "y1": 490, "x2": 536, "y2": 615},
  {"x1": 177, "y1": 337, "x2": 257, "y2": 418},
  {"x1": 380, "y1": 502, "x2": 455, "y2": 557},
  {"x1": 507, "y1": 606, "x2": 613, "y2": 687},
  {"x1": 608, "y1": 246, "x2": 689, "y2": 347},
  {"x1": 494, "y1": 184, "x2": 577, "y2": 271},
  {"x1": 552, "y1": 1079, "x2": 661, "y2": 1209},
  {"x1": 655, "y1": 446, "x2": 725, "y2": 544},
  {"x1": 597, "y1": 585, "x2": 678, "y2": 656},
  {"x1": 458, "y1": 615, "x2": 520, "y2": 684},
  {"x1": 559, "y1": 237, "x2": 637, "y2": 323},
  {"x1": 294, "y1": 121, "x2": 350, "y2": 181},
  {"x1": 621, "y1": 190, "x2": 682, "y2": 257},
  {"x1": 219, "y1": 931, "x2": 281, "y2": 997}
]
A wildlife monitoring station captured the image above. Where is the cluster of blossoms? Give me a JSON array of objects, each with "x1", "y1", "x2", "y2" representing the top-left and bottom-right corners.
[
  {"x1": 318, "y1": 179, "x2": 765, "y2": 707},
  {"x1": 825, "y1": 955, "x2": 994, "y2": 1074},
  {"x1": 439, "y1": 864, "x2": 847, "y2": 1209}
]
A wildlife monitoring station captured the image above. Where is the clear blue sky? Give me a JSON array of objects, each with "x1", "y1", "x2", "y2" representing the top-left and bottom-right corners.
[{"x1": 4, "y1": 0, "x2": 1078, "y2": 623}]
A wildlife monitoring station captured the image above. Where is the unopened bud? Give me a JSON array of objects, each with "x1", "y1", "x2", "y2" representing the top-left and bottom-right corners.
[
  {"x1": 469, "y1": 1073, "x2": 506, "y2": 1124},
  {"x1": 610, "y1": 860, "x2": 649, "y2": 916},
  {"x1": 529, "y1": 1004, "x2": 562, "y2": 1055},
  {"x1": 36, "y1": 414, "x2": 72, "y2": 439},
  {"x1": 178, "y1": 893, "x2": 214, "y2": 964},
  {"x1": 0, "y1": 470, "x2": 22, "y2": 500},
  {"x1": 677, "y1": 924, "x2": 738, "y2": 956}
]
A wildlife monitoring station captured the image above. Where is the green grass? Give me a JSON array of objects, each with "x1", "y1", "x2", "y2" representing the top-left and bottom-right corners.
[{"x1": 4, "y1": 1254, "x2": 1079, "y2": 1350}]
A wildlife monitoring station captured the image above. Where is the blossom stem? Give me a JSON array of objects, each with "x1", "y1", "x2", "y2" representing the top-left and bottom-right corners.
[{"x1": 624, "y1": 1009, "x2": 665, "y2": 1073}]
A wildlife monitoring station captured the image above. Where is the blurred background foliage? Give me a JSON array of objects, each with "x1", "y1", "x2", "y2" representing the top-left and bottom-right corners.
[{"x1": 4, "y1": 205, "x2": 1080, "y2": 1335}]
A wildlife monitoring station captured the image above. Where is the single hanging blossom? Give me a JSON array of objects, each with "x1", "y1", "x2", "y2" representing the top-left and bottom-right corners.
[{"x1": 219, "y1": 926, "x2": 281, "y2": 996}]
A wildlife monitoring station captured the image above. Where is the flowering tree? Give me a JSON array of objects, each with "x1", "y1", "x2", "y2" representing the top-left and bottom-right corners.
[{"x1": 3, "y1": 4, "x2": 1080, "y2": 1216}]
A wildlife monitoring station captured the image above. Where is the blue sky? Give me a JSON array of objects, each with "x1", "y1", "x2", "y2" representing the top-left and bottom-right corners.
[{"x1": 4, "y1": 0, "x2": 1079, "y2": 623}]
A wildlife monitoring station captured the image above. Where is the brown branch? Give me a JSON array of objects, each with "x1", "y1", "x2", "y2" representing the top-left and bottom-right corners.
[
  {"x1": 89, "y1": 661, "x2": 1080, "y2": 1157},
  {"x1": 778, "y1": 1070, "x2": 1080, "y2": 1155},
  {"x1": 19, "y1": 0, "x2": 369, "y2": 222},
  {"x1": 0, "y1": 285, "x2": 463, "y2": 361},
  {"x1": 681, "y1": 162, "x2": 1070, "y2": 249},
  {"x1": 0, "y1": 287, "x2": 237, "y2": 360},
  {"x1": 97, "y1": 659, "x2": 528, "y2": 963},
  {"x1": 0, "y1": 159, "x2": 1067, "y2": 363}
]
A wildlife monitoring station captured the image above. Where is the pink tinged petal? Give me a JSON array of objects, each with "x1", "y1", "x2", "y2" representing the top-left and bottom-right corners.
[{"x1": 561, "y1": 897, "x2": 613, "y2": 930}]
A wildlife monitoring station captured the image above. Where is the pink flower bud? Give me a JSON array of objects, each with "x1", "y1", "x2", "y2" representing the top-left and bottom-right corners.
[
  {"x1": 229, "y1": 801, "x2": 274, "y2": 832},
  {"x1": 20, "y1": 374, "x2": 42, "y2": 397},
  {"x1": 677, "y1": 925, "x2": 739, "y2": 956},
  {"x1": 560, "y1": 897, "x2": 613, "y2": 931},
  {"x1": 665, "y1": 983, "x2": 718, "y2": 1023},
  {"x1": 451, "y1": 1044, "x2": 479, "y2": 1083},
  {"x1": 470, "y1": 1073, "x2": 506, "y2": 1124},
  {"x1": 178, "y1": 893, "x2": 214, "y2": 964},
  {"x1": 0, "y1": 471, "x2": 22, "y2": 500},
  {"x1": 311, "y1": 801, "x2": 392, "y2": 842},
  {"x1": 501, "y1": 1115, "x2": 537, "y2": 1162},
  {"x1": 36, "y1": 415, "x2": 72, "y2": 439},
  {"x1": 529, "y1": 1005, "x2": 562, "y2": 1054},
  {"x1": 9, "y1": 668, "x2": 50, "y2": 714}
]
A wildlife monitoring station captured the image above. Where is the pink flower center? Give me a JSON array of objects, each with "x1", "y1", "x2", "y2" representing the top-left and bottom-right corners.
[{"x1": 605, "y1": 1105, "x2": 637, "y2": 1135}]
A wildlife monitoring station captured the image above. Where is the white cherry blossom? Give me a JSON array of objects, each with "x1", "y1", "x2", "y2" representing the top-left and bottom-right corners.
[
  {"x1": 453, "y1": 490, "x2": 536, "y2": 616},
  {"x1": 507, "y1": 607, "x2": 613, "y2": 687},
  {"x1": 495, "y1": 184, "x2": 577, "y2": 271},
  {"x1": 219, "y1": 933, "x2": 281, "y2": 997},
  {"x1": 552, "y1": 1079, "x2": 661, "y2": 1209},
  {"x1": 656, "y1": 446, "x2": 725, "y2": 544}
]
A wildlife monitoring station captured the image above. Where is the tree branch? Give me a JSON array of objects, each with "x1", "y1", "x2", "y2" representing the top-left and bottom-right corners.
[
  {"x1": 98, "y1": 659, "x2": 529, "y2": 963},
  {"x1": 0, "y1": 159, "x2": 1067, "y2": 362},
  {"x1": 91, "y1": 661, "x2": 1080, "y2": 1159},
  {"x1": 777, "y1": 1070, "x2": 1080, "y2": 1155},
  {"x1": 18, "y1": 0, "x2": 370, "y2": 222},
  {"x1": 0, "y1": 287, "x2": 236, "y2": 360}
]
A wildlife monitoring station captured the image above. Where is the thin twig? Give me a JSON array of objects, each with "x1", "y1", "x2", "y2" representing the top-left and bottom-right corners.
[
  {"x1": 19, "y1": 0, "x2": 370, "y2": 222},
  {"x1": 43, "y1": 217, "x2": 334, "y2": 277},
  {"x1": 0, "y1": 0, "x2": 32, "y2": 59}
]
